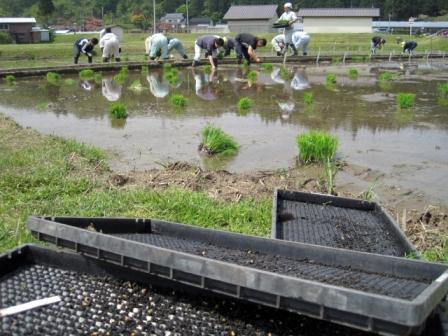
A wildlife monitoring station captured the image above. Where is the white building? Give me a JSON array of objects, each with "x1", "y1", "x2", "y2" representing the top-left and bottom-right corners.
[
  {"x1": 298, "y1": 8, "x2": 380, "y2": 33},
  {"x1": 223, "y1": 5, "x2": 278, "y2": 33}
]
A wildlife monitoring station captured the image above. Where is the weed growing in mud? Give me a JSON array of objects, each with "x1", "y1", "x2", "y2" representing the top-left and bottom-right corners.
[
  {"x1": 397, "y1": 93, "x2": 416, "y2": 109},
  {"x1": 438, "y1": 83, "x2": 448, "y2": 97},
  {"x1": 304, "y1": 92, "x2": 314, "y2": 106},
  {"x1": 348, "y1": 68, "x2": 358, "y2": 79},
  {"x1": 238, "y1": 97, "x2": 253, "y2": 110},
  {"x1": 164, "y1": 68, "x2": 179, "y2": 86},
  {"x1": 94, "y1": 72, "x2": 102, "y2": 84},
  {"x1": 141, "y1": 65, "x2": 149, "y2": 74},
  {"x1": 109, "y1": 102, "x2": 128, "y2": 119},
  {"x1": 46, "y1": 72, "x2": 61, "y2": 85},
  {"x1": 203, "y1": 65, "x2": 212, "y2": 74},
  {"x1": 247, "y1": 70, "x2": 258, "y2": 83},
  {"x1": 296, "y1": 131, "x2": 339, "y2": 164},
  {"x1": 200, "y1": 124, "x2": 239, "y2": 156},
  {"x1": 326, "y1": 73, "x2": 337, "y2": 85},
  {"x1": 169, "y1": 94, "x2": 187, "y2": 107},
  {"x1": 129, "y1": 80, "x2": 144, "y2": 93},
  {"x1": 5, "y1": 75, "x2": 16, "y2": 85},
  {"x1": 261, "y1": 63, "x2": 273, "y2": 71},
  {"x1": 79, "y1": 69, "x2": 95, "y2": 80},
  {"x1": 379, "y1": 71, "x2": 394, "y2": 82}
]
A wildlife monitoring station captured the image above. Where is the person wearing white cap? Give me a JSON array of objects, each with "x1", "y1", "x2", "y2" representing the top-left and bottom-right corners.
[{"x1": 277, "y1": 3, "x2": 299, "y2": 56}]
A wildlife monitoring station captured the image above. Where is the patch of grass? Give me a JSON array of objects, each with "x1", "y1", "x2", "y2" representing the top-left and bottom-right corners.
[
  {"x1": 200, "y1": 124, "x2": 239, "y2": 156},
  {"x1": 348, "y1": 68, "x2": 358, "y2": 79},
  {"x1": 169, "y1": 94, "x2": 187, "y2": 107},
  {"x1": 438, "y1": 83, "x2": 448, "y2": 97},
  {"x1": 247, "y1": 70, "x2": 258, "y2": 82},
  {"x1": 304, "y1": 92, "x2": 314, "y2": 105},
  {"x1": 237, "y1": 97, "x2": 253, "y2": 111},
  {"x1": 397, "y1": 93, "x2": 416, "y2": 109},
  {"x1": 79, "y1": 69, "x2": 95, "y2": 80},
  {"x1": 261, "y1": 63, "x2": 273, "y2": 71},
  {"x1": 296, "y1": 131, "x2": 339, "y2": 164},
  {"x1": 64, "y1": 79, "x2": 75, "y2": 86},
  {"x1": 203, "y1": 65, "x2": 212, "y2": 74},
  {"x1": 5, "y1": 75, "x2": 16, "y2": 85},
  {"x1": 421, "y1": 240, "x2": 448, "y2": 263},
  {"x1": 46, "y1": 72, "x2": 61, "y2": 85},
  {"x1": 326, "y1": 73, "x2": 337, "y2": 85},
  {"x1": 109, "y1": 102, "x2": 128, "y2": 119},
  {"x1": 129, "y1": 80, "x2": 144, "y2": 93},
  {"x1": 379, "y1": 71, "x2": 395, "y2": 82}
]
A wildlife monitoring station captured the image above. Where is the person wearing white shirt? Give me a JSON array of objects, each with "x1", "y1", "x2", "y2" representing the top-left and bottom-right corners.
[
  {"x1": 292, "y1": 31, "x2": 310, "y2": 56},
  {"x1": 145, "y1": 33, "x2": 169, "y2": 60},
  {"x1": 100, "y1": 32, "x2": 121, "y2": 62},
  {"x1": 277, "y1": 3, "x2": 299, "y2": 56},
  {"x1": 271, "y1": 34, "x2": 286, "y2": 56}
]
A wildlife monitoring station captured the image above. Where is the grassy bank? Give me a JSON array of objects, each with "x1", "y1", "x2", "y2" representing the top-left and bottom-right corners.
[
  {"x1": 0, "y1": 32, "x2": 447, "y2": 69},
  {"x1": 0, "y1": 114, "x2": 270, "y2": 252}
]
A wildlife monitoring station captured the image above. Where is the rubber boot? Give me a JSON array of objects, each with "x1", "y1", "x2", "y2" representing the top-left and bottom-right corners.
[
  {"x1": 183, "y1": 54, "x2": 188, "y2": 60},
  {"x1": 290, "y1": 44, "x2": 298, "y2": 56},
  {"x1": 74, "y1": 57, "x2": 79, "y2": 64},
  {"x1": 102, "y1": 57, "x2": 109, "y2": 63}
]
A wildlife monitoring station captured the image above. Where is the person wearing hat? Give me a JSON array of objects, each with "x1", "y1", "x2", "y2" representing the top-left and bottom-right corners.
[
  {"x1": 401, "y1": 41, "x2": 418, "y2": 54},
  {"x1": 276, "y1": 3, "x2": 299, "y2": 56},
  {"x1": 371, "y1": 36, "x2": 386, "y2": 55}
]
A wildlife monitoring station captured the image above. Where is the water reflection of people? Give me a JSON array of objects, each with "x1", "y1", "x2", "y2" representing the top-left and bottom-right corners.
[
  {"x1": 102, "y1": 78, "x2": 122, "y2": 101},
  {"x1": 80, "y1": 80, "x2": 94, "y2": 91},
  {"x1": 278, "y1": 101, "x2": 295, "y2": 120},
  {"x1": 290, "y1": 67, "x2": 310, "y2": 91},
  {"x1": 193, "y1": 68, "x2": 218, "y2": 101},
  {"x1": 147, "y1": 73, "x2": 169, "y2": 98}
]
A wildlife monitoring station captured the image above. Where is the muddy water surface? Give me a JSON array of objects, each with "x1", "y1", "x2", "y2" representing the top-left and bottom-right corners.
[{"x1": 1, "y1": 63, "x2": 448, "y2": 203}]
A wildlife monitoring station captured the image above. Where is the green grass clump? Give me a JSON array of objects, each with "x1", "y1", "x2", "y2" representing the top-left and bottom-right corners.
[
  {"x1": 326, "y1": 73, "x2": 337, "y2": 85},
  {"x1": 5, "y1": 75, "x2": 16, "y2": 85},
  {"x1": 304, "y1": 92, "x2": 314, "y2": 105},
  {"x1": 109, "y1": 102, "x2": 128, "y2": 119},
  {"x1": 396, "y1": 93, "x2": 416, "y2": 109},
  {"x1": 438, "y1": 83, "x2": 448, "y2": 96},
  {"x1": 203, "y1": 65, "x2": 212, "y2": 74},
  {"x1": 379, "y1": 71, "x2": 394, "y2": 82},
  {"x1": 200, "y1": 124, "x2": 239, "y2": 156},
  {"x1": 237, "y1": 97, "x2": 253, "y2": 110},
  {"x1": 296, "y1": 131, "x2": 339, "y2": 164},
  {"x1": 46, "y1": 72, "x2": 61, "y2": 85},
  {"x1": 421, "y1": 240, "x2": 448, "y2": 264},
  {"x1": 169, "y1": 94, "x2": 187, "y2": 107},
  {"x1": 64, "y1": 79, "x2": 75, "y2": 86},
  {"x1": 261, "y1": 63, "x2": 273, "y2": 71},
  {"x1": 141, "y1": 65, "x2": 149, "y2": 74},
  {"x1": 348, "y1": 68, "x2": 358, "y2": 79},
  {"x1": 247, "y1": 70, "x2": 258, "y2": 82},
  {"x1": 79, "y1": 69, "x2": 95, "y2": 80},
  {"x1": 129, "y1": 80, "x2": 144, "y2": 93},
  {"x1": 164, "y1": 68, "x2": 179, "y2": 86}
]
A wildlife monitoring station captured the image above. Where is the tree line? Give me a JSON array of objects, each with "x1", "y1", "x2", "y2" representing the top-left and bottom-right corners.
[{"x1": 0, "y1": 0, "x2": 446, "y2": 29}]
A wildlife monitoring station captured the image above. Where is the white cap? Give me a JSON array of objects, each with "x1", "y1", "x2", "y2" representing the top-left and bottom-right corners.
[{"x1": 284, "y1": 2, "x2": 293, "y2": 8}]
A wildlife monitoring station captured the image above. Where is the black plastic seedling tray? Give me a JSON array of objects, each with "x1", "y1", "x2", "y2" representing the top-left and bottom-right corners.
[
  {"x1": 272, "y1": 189, "x2": 416, "y2": 256},
  {"x1": 28, "y1": 216, "x2": 448, "y2": 336},
  {"x1": 4, "y1": 245, "x2": 401, "y2": 336}
]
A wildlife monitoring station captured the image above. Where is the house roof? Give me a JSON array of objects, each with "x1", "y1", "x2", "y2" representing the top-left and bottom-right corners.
[
  {"x1": 0, "y1": 17, "x2": 36, "y2": 24},
  {"x1": 297, "y1": 8, "x2": 380, "y2": 17},
  {"x1": 190, "y1": 17, "x2": 211, "y2": 25},
  {"x1": 162, "y1": 13, "x2": 184, "y2": 19},
  {"x1": 223, "y1": 5, "x2": 278, "y2": 20}
]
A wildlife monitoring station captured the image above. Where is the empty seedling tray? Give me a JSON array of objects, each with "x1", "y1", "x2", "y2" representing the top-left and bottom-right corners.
[
  {"x1": 272, "y1": 189, "x2": 416, "y2": 256},
  {"x1": 28, "y1": 216, "x2": 448, "y2": 335}
]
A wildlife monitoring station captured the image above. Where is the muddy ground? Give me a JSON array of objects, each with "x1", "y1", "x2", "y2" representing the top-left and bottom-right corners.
[{"x1": 109, "y1": 161, "x2": 447, "y2": 255}]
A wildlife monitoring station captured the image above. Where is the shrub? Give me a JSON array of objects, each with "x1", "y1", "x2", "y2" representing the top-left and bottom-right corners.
[
  {"x1": 326, "y1": 73, "x2": 337, "y2": 85},
  {"x1": 79, "y1": 69, "x2": 95, "y2": 80},
  {"x1": 200, "y1": 124, "x2": 239, "y2": 156},
  {"x1": 46, "y1": 72, "x2": 61, "y2": 85},
  {"x1": 296, "y1": 131, "x2": 339, "y2": 164},
  {"x1": 348, "y1": 68, "x2": 358, "y2": 79},
  {"x1": 438, "y1": 83, "x2": 448, "y2": 97},
  {"x1": 247, "y1": 70, "x2": 258, "y2": 82},
  {"x1": 238, "y1": 97, "x2": 253, "y2": 110},
  {"x1": 109, "y1": 102, "x2": 128, "y2": 119},
  {"x1": 379, "y1": 71, "x2": 394, "y2": 82},
  {"x1": 5, "y1": 75, "x2": 16, "y2": 85},
  {"x1": 396, "y1": 93, "x2": 416, "y2": 109},
  {"x1": 304, "y1": 92, "x2": 314, "y2": 105},
  {"x1": 261, "y1": 63, "x2": 273, "y2": 71},
  {"x1": 170, "y1": 94, "x2": 187, "y2": 107},
  {"x1": 129, "y1": 80, "x2": 144, "y2": 92},
  {"x1": 0, "y1": 32, "x2": 13, "y2": 44}
]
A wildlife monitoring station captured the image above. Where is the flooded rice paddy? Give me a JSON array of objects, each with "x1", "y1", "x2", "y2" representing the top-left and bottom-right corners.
[{"x1": 1, "y1": 63, "x2": 448, "y2": 203}]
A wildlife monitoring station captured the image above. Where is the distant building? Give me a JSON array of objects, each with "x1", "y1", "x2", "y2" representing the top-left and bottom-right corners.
[
  {"x1": 298, "y1": 8, "x2": 380, "y2": 33},
  {"x1": 159, "y1": 13, "x2": 185, "y2": 33},
  {"x1": 0, "y1": 17, "x2": 37, "y2": 43},
  {"x1": 223, "y1": 5, "x2": 278, "y2": 33},
  {"x1": 189, "y1": 17, "x2": 212, "y2": 29}
]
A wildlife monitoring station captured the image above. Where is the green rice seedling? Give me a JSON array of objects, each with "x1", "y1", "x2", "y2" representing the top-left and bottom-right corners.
[
  {"x1": 280, "y1": 66, "x2": 290, "y2": 80},
  {"x1": 352, "y1": 55, "x2": 368, "y2": 63},
  {"x1": 326, "y1": 73, "x2": 337, "y2": 85},
  {"x1": 324, "y1": 158, "x2": 336, "y2": 195},
  {"x1": 243, "y1": 59, "x2": 250, "y2": 67},
  {"x1": 247, "y1": 70, "x2": 258, "y2": 82},
  {"x1": 304, "y1": 92, "x2": 314, "y2": 105},
  {"x1": 396, "y1": 93, "x2": 416, "y2": 109},
  {"x1": 164, "y1": 69, "x2": 179, "y2": 86},
  {"x1": 296, "y1": 131, "x2": 339, "y2": 164},
  {"x1": 163, "y1": 63, "x2": 172, "y2": 71},
  {"x1": 204, "y1": 65, "x2": 212, "y2": 74},
  {"x1": 141, "y1": 65, "x2": 149, "y2": 74},
  {"x1": 361, "y1": 178, "x2": 379, "y2": 201},
  {"x1": 261, "y1": 63, "x2": 273, "y2": 71},
  {"x1": 379, "y1": 71, "x2": 394, "y2": 82},
  {"x1": 331, "y1": 56, "x2": 342, "y2": 65},
  {"x1": 169, "y1": 94, "x2": 187, "y2": 107},
  {"x1": 129, "y1": 80, "x2": 144, "y2": 93},
  {"x1": 46, "y1": 72, "x2": 61, "y2": 85},
  {"x1": 5, "y1": 75, "x2": 16, "y2": 85},
  {"x1": 109, "y1": 102, "x2": 128, "y2": 119},
  {"x1": 348, "y1": 68, "x2": 358, "y2": 79},
  {"x1": 94, "y1": 72, "x2": 102, "y2": 83},
  {"x1": 64, "y1": 79, "x2": 75, "y2": 86},
  {"x1": 122, "y1": 55, "x2": 129, "y2": 61},
  {"x1": 200, "y1": 124, "x2": 239, "y2": 156},
  {"x1": 237, "y1": 97, "x2": 253, "y2": 110},
  {"x1": 36, "y1": 102, "x2": 50, "y2": 111},
  {"x1": 438, "y1": 83, "x2": 448, "y2": 97},
  {"x1": 79, "y1": 69, "x2": 94, "y2": 80}
]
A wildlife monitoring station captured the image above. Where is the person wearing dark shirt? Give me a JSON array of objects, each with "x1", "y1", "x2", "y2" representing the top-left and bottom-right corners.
[
  {"x1": 371, "y1": 36, "x2": 386, "y2": 54},
  {"x1": 402, "y1": 41, "x2": 418, "y2": 54},
  {"x1": 221, "y1": 37, "x2": 236, "y2": 57},
  {"x1": 193, "y1": 35, "x2": 225, "y2": 69},
  {"x1": 234, "y1": 33, "x2": 267, "y2": 65},
  {"x1": 74, "y1": 38, "x2": 99, "y2": 64}
]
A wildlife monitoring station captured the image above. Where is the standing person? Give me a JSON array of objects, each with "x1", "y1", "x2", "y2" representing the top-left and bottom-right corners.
[
  {"x1": 402, "y1": 41, "x2": 418, "y2": 54},
  {"x1": 234, "y1": 33, "x2": 267, "y2": 65},
  {"x1": 145, "y1": 33, "x2": 169, "y2": 60},
  {"x1": 192, "y1": 35, "x2": 225, "y2": 69},
  {"x1": 73, "y1": 38, "x2": 98, "y2": 64},
  {"x1": 167, "y1": 37, "x2": 188, "y2": 59},
  {"x1": 277, "y1": 3, "x2": 299, "y2": 56},
  {"x1": 292, "y1": 31, "x2": 310, "y2": 56},
  {"x1": 371, "y1": 36, "x2": 386, "y2": 54},
  {"x1": 100, "y1": 31, "x2": 121, "y2": 62},
  {"x1": 271, "y1": 34, "x2": 286, "y2": 56}
]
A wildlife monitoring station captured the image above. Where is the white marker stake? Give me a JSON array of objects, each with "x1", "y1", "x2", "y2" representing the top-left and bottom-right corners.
[{"x1": 0, "y1": 296, "x2": 61, "y2": 317}]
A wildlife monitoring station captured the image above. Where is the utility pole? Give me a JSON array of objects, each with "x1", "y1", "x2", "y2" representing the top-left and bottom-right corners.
[
  {"x1": 153, "y1": 0, "x2": 156, "y2": 34},
  {"x1": 186, "y1": 0, "x2": 189, "y2": 33}
]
